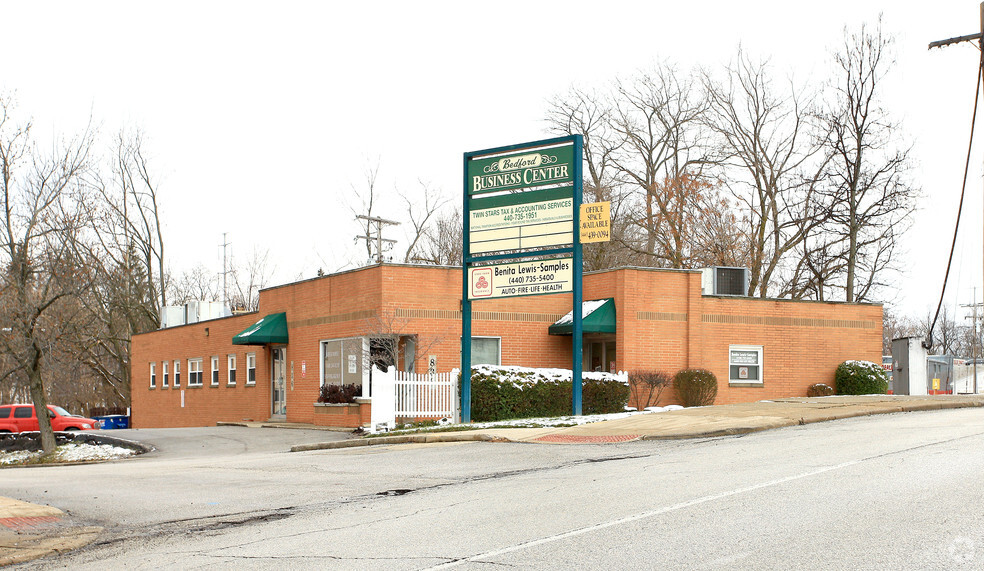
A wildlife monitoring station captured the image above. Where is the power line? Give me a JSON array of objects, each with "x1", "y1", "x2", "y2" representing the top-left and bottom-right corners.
[{"x1": 926, "y1": 3, "x2": 984, "y2": 350}]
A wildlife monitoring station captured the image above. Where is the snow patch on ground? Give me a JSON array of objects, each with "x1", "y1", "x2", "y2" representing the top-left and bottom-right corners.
[
  {"x1": 0, "y1": 442, "x2": 136, "y2": 465},
  {"x1": 466, "y1": 410, "x2": 640, "y2": 429},
  {"x1": 643, "y1": 405, "x2": 684, "y2": 413},
  {"x1": 396, "y1": 405, "x2": 691, "y2": 432}
]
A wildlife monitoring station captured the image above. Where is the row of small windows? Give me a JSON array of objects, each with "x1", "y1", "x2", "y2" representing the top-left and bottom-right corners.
[{"x1": 150, "y1": 354, "x2": 255, "y2": 389}]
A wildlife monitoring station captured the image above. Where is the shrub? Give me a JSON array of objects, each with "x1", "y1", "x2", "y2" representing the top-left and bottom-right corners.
[
  {"x1": 462, "y1": 365, "x2": 629, "y2": 422},
  {"x1": 673, "y1": 368, "x2": 718, "y2": 407},
  {"x1": 583, "y1": 378, "x2": 631, "y2": 415},
  {"x1": 807, "y1": 383, "x2": 835, "y2": 397},
  {"x1": 628, "y1": 370, "x2": 672, "y2": 409},
  {"x1": 835, "y1": 360, "x2": 889, "y2": 395},
  {"x1": 318, "y1": 383, "x2": 360, "y2": 404}
]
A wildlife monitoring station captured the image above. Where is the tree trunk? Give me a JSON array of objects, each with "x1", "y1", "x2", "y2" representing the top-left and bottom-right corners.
[{"x1": 28, "y1": 346, "x2": 56, "y2": 455}]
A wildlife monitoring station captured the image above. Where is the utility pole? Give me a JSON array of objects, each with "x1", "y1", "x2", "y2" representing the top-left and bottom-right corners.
[
  {"x1": 356, "y1": 215, "x2": 399, "y2": 264},
  {"x1": 219, "y1": 233, "x2": 232, "y2": 310},
  {"x1": 930, "y1": 3, "x2": 984, "y2": 372},
  {"x1": 962, "y1": 287, "x2": 982, "y2": 394}
]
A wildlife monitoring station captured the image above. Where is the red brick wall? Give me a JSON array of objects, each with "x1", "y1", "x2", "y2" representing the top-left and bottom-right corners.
[
  {"x1": 613, "y1": 268, "x2": 882, "y2": 407},
  {"x1": 130, "y1": 312, "x2": 273, "y2": 428},
  {"x1": 131, "y1": 264, "x2": 882, "y2": 427}
]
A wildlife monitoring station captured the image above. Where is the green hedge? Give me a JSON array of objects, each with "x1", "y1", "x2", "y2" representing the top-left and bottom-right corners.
[
  {"x1": 461, "y1": 366, "x2": 630, "y2": 422},
  {"x1": 835, "y1": 360, "x2": 889, "y2": 395}
]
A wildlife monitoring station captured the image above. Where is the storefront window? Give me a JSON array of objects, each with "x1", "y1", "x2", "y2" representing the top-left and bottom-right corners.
[
  {"x1": 471, "y1": 337, "x2": 500, "y2": 366},
  {"x1": 322, "y1": 337, "x2": 367, "y2": 397}
]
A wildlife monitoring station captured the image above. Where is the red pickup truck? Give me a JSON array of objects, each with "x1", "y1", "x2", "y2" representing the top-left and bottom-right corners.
[{"x1": 0, "y1": 404, "x2": 100, "y2": 432}]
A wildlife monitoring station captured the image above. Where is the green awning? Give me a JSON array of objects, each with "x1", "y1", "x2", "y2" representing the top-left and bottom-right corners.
[
  {"x1": 548, "y1": 299, "x2": 616, "y2": 335},
  {"x1": 233, "y1": 312, "x2": 288, "y2": 345}
]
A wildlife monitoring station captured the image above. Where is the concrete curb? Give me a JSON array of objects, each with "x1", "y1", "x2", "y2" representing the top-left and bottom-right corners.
[
  {"x1": 291, "y1": 432, "x2": 502, "y2": 452},
  {"x1": 217, "y1": 421, "x2": 355, "y2": 433},
  {"x1": 641, "y1": 419, "x2": 801, "y2": 440},
  {"x1": 0, "y1": 432, "x2": 154, "y2": 455}
]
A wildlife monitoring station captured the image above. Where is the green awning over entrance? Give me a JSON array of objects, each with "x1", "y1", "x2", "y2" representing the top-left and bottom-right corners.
[
  {"x1": 233, "y1": 312, "x2": 288, "y2": 345},
  {"x1": 548, "y1": 299, "x2": 616, "y2": 335}
]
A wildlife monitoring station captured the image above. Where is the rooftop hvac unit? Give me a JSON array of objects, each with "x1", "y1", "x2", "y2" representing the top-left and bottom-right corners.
[
  {"x1": 184, "y1": 301, "x2": 200, "y2": 324},
  {"x1": 701, "y1": 267, "x2": 750, "y2": 296}
]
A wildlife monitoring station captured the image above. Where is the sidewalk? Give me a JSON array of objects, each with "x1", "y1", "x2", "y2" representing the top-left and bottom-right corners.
[
  {"x1": 292, "y1": 394, "x2": 984, "y2": 449},
  {"x1": 3, "y1": 394, "x2": 983, "y2": 565},
  {"x1": 0, "y1": 497, "x2": 101, "y2": 567}
]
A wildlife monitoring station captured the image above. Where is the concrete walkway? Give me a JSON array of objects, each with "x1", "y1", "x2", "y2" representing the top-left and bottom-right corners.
[
  {"x1": 3, "y1": 394, "x2": 983, "y2": 564},
  {"x1": 289, "y1": 394, "x2": 984, "y2": 449}
]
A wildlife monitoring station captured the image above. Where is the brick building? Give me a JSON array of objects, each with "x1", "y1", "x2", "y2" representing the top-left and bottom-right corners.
[{"x1": 130, "y1": 263, "x2": 883, "y2": 428}]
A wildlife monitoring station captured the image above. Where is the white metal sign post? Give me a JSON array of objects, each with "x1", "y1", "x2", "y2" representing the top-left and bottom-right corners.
[{"x1": 461, "y1": 135, "x2": 584, "y2": 423}]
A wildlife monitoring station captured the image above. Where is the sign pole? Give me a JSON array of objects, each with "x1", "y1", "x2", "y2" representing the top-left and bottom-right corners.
[
  {"x1": 572, "y1": 135, "x2": 584, "y2": 415},
  {"x1": 461, "y1": 152, "x2": 472, "y2": 424}
]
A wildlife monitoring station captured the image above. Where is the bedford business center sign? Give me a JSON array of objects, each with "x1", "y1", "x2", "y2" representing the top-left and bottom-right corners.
[
  {"x1": 462, "y1": 135, "x2": 586, "y2": 421},
  {"x1": 465, "y1": 143, "x2": 577, "y2": 300},
  {"x1": 467, "y1": 145, "x2": 575, "y2": 194}
]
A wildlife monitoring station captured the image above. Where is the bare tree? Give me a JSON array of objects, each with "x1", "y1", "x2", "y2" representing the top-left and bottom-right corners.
[
  {"x1": 821, "y1": 20, "x2": 916, "y2": 302},
  {"x1": 545, "y1": 85, "x2": 620, "y2": 199},
  {"x1": 400, "y1": 180, "x2": 447, "y2": 263},
  {"x1": 704, "y1": 52, "x2": 832, "y2": 297},
  {"x1": 170, "y1": 263, "x2": 220, "y2": 304},
  {"x1": 228, "y1": 247, "x2": 274, "y2": 312},
  {"x1": 546, "y1": 85, "x2": 641, "y2": 271},
  {"x1": 0, "y1": 95, "x2": 95, "y2": 454},
  {"x1": 784, "y1": 231, "x2": 848, "y2": 302},
  {"x1": 73, "y1": 130, "x2": 167, "y2": 409},
  {"x1": 883, "y1": 308, "x2": 920, "y2": 354},
  {"x1": 610, "y1": 65, "x2": 714, "y2": 268},
  {"x1": 689, "y1": 187, "x2": 748, "y2": 268},
  {"x1": 417, "y1": 207, "x2": 462, "y2": 266},
  {"x1": 546, "y1": 73, "x2": 717, "y2": 271},
  {"x1": 924, "y1": 306, "x2": 961, "y2": 357},
  {"x1": 359, "y1": 308, "x2": 445, "y2": 374}
]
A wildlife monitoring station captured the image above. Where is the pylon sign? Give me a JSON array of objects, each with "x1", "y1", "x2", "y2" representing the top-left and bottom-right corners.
[
  {"x1": 468, "y1": 257, "x2": 573, "y2": 299},
  {"x1": 461, "y1": 135, "x2": 584, "y2": 423}
]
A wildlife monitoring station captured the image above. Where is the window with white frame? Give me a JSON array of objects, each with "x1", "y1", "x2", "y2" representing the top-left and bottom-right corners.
[
  {"x1": 150, "y1": 362, "x2": 157, "y2": 389},
  {"x1": 162, "y1": 361, "x2": 169, "y2": 388},
  {"x1": 188, "y1": 358, "x2": 203, "y2": 387},
  {"x1": 211, "y1": 356, "x2": 220, "y2": 386},
  {"x1": 247, "y1": 353, "x2": 256, "y2": 385},
  {"x1": 228, "y1": 354, "x2": 237, "y2": 385},
  {"x1": 173, "y1": 360, "x2": 181, "y2": 387},
  {"x1": 729, "y1": 345, "x2": 763, "y2": 384},
  {"x1": 471, "y1": 337, "x2": 501, "y2": 366}
]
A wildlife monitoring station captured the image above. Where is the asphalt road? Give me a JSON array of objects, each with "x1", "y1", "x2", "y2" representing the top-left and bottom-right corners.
[{"x1": 6, "y1": 410, "x2": 984, "y2": 569}]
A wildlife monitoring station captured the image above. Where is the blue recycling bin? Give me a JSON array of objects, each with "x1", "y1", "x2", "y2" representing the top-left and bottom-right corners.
[{"x1": 95, "y1": 415, "x2": 129, "y2": 429}]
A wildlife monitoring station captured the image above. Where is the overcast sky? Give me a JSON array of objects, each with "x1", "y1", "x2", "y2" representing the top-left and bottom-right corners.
[{"x1": 3, "y1": 0, "x2": 983, "y2": 319}]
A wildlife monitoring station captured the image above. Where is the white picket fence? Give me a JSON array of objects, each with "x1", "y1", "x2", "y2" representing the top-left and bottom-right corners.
[
  {"x1": 395, "y1": 368, "x2": 459, "y2": 421},
  {"x1": 370, "y1": 367, "x2": 458, "y2": 431}
]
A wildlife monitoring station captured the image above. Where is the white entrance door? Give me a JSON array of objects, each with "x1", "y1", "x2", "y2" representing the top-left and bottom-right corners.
[{"x1": 272, "y1": 347, "x2": 287, "y2": 418}]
